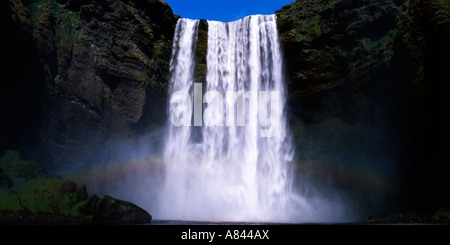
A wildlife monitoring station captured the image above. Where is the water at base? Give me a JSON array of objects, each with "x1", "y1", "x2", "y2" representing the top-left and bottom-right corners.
[{"x1": 148, "y1": 220, "x2": 296, "y2": 225}]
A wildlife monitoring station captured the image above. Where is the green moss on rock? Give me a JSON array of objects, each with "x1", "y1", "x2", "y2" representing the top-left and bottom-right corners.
[
  {"x1": 432, "y1": 207, "x2": 450, "y2": 222},
  {"x1": 0, "y1": 150, "x2": 47, "y2": 186},
  {"x1": 0, "y1": 150, "x2": 151, "y2": 223}
]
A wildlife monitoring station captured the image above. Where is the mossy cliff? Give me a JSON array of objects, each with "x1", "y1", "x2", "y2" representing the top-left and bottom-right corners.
[
  {"x1": 194, "y1": 19, "x2": 208, "y2": 89},
  {"x1": 1, "y1": 0, "x2": 179, "y2": 169},
  {"x1": 276, "y1": 0, "x2": 448, "y2": 123},
  {"x1": 276, "y1": 0, "x2": 450, "y2": 213}
]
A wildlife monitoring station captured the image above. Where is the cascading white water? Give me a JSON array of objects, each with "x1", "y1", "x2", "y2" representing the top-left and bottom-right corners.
[{"x1": 158, "y1": 15, "x2": 306, "y2": 222}]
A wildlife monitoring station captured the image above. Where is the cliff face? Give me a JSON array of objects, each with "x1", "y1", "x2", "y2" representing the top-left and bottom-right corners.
[
  {"x1": 277, "y1": 0, "x2": 450, "y2": 212},
  {"x1": 277, "y1": 0, "x2": 401, "y2": 123},
  {"x1": 1, "y1": 0, "x2": 178, "y2": 169},
  {"x1": 276, "y1": 0, "x2": 449, "y2": 128}
]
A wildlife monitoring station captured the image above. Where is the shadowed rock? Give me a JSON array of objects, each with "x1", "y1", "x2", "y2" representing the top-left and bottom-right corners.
[{"x1": 0, "y1": 150, "x2": 151, "y2": 223}]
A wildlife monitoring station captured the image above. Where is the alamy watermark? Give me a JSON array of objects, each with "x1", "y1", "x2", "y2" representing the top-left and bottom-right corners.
[{"x1": 170, "y1": 83, "x2": 281, "y2": 137}]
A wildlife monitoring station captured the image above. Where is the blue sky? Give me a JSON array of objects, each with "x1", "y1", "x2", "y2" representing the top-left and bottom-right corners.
[{"x1": 164, "y1": 0, "x2": 295, "y2": 22}]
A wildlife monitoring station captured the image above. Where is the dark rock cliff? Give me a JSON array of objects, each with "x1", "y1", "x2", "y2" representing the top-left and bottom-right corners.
[
  {"x1": 277, "y1": 0, "x2": 403, "y2": 124},
  {"x1": 1, "y1": 0, "x2": 179, "y2": 169},
  {"x1": 276, "y1": 0, "x2": 450, "y2": 213}
]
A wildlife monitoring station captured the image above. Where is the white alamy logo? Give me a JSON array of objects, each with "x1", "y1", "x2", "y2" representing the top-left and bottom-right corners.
[{"x1": 170, "y1": 83, "x2": 281, "y2": 137}]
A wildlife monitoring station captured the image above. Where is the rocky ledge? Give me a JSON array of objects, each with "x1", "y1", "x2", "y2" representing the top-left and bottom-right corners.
[
  {"x1": 0, "y1": 150, "x2": 151, "y2": 224},
  {"x1": 362, "y1": 208, "x2": 450, "y2": 224}
]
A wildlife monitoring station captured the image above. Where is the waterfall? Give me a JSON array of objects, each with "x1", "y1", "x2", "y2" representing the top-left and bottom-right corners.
[{"x1": 159, "y1": 15, "x2": 303, "y2": 222}]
